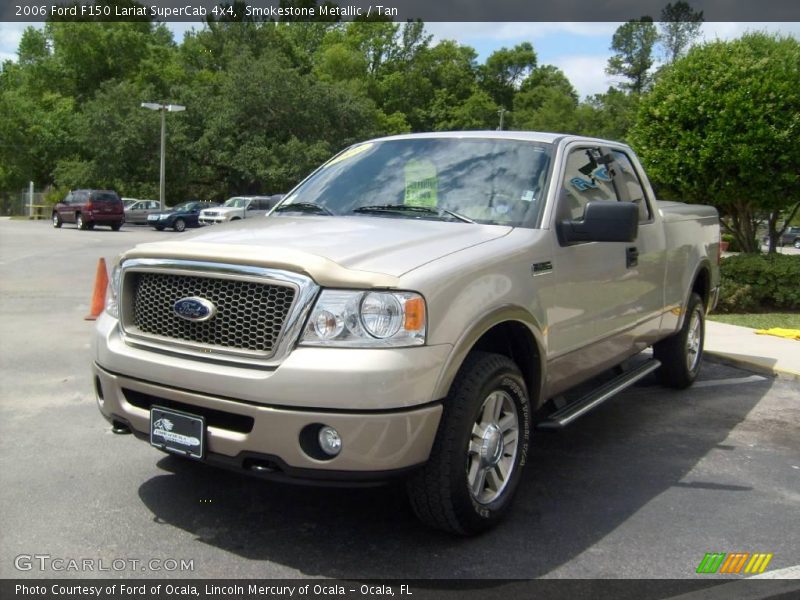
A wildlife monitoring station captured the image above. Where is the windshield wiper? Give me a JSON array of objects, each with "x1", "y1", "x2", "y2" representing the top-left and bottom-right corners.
[
  {"x1": 273, "y1": 202, "x2": 334, "y2": 215},
  {"x1": 353, "y1": 204, "x2": 474, "y2": 224}
]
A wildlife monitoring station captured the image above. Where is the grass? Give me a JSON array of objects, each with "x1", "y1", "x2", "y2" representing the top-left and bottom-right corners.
[{"x1": 708, "y1": 312, "x2": 800, "y2": 330}]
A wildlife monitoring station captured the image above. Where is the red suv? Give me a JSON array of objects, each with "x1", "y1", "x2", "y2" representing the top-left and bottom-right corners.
[{"x1": 53, "y1": 189, "x2": 125, "y2": 231}]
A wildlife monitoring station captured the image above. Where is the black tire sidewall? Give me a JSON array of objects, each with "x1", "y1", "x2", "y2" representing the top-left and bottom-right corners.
[
  {"x1": 654, "y1": 292, "x2": 705, "y2": 388},
  {"x1": 446, "y1": 356, "x2": 531, "y2": 532}
]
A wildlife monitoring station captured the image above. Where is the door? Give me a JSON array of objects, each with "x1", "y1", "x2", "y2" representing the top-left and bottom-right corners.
[
  {"x1": 542, "y1": 144, "x2": 665, "y2": 393},
  {"x1": 56, "y1": 192, "x2": 73, "y2": 223}
]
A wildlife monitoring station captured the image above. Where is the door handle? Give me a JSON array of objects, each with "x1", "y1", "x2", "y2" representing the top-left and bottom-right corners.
[{"x1": 626, "y1": 246, "x2": 639, "y2": 268}]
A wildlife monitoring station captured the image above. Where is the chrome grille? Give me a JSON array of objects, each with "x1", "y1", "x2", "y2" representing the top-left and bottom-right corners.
[{"x1": 130, "y1": 272, "x2": 295, "y2": 355}]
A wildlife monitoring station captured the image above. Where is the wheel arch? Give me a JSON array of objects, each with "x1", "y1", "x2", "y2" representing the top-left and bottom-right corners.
[
  {"x1": 678, "y1": 261, "x2": 714, "y2": 329},
  {"x1": 433, "y1": 306, "x2": 546, "y2": 410}
]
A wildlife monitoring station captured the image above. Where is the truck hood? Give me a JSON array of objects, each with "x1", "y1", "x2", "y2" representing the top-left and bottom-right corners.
[{"x1": 122, "y1": 215, "x2": 512, "y2": 287}]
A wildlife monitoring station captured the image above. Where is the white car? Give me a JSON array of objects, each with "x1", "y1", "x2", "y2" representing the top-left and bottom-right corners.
[{"x1": 198, "y1": 196, "x2": 280, "y2": 225}]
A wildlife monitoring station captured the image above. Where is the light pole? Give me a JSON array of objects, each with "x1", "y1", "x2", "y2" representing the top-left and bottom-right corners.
[
  {"x1": 141, "y1": 102, "x2": 186, "y2": 211},
  {"x1": 497, "y1": 108, "x2": 508, "y2": 131}
]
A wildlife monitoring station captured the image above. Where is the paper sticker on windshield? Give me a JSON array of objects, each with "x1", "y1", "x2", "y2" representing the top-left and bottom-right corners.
[
  {"x1": 521, "y1": 190, "x2": 535, "y2": 202},
  {"x1": 326, "y1": 143, "x2": 373, "y2": 167},
  {"x1": 404, "y1": 159, "x2": 438, "y2": 207}
]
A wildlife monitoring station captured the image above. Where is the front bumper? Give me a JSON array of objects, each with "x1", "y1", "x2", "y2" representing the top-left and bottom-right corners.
[
  {"x1": 199, "y1": 216, "x2": 227, "y2": 225},
  {"x1": 93, "y1": 313, "x2": 450, "y2": 480},
  {"x1": 94, "y1": 363, "x2": 442, "y2": 480}
]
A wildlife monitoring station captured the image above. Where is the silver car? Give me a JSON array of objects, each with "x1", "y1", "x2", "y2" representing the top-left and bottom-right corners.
[{"x1": 124, "y1": 199, "x2": 161, "y2": 225}]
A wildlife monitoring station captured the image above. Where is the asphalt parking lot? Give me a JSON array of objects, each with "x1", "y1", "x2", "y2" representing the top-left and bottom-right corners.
[{"x1": 0, "y1": 219, "x2": 798, "y2": 581}]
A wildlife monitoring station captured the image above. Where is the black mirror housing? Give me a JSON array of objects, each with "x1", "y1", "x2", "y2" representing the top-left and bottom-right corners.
[{"x1": 558, "y1": 201, "x2": 638, "y2": 244}]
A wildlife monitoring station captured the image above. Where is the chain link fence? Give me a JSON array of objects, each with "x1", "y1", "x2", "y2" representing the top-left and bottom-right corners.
[{"x1": 0, "y1": 189, "x2": 48, "y2": 218}]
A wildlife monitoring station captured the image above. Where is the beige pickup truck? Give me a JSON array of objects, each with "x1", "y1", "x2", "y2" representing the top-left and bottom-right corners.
[{"x1": 93, "y1": 132, "x2": 720, "y2": 534}]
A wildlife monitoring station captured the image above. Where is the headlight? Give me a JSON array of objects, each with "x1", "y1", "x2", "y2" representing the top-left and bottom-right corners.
[
  {"x1": 159, "y1": 214, "x2": 169, "y2": 220},
  {"x1": 301, "y1": 290, "x2": 426, "y2": 347},
  {"x1": 105, "y1": 263, "x2": 121, "y2": 318}
]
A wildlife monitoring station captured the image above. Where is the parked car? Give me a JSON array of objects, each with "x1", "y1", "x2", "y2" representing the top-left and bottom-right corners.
[
  {"x1": 199, "y1": 195, "x2": 282, "y2": 225},
  {"x1": 95, "y1": 132, "x2": 720, "y2": 534},
  {"x1": 147, "y1": 200, "x2": 218, "y2": 231},
  {"x1": 124, "y1": 199, "x2": 162, "y2": 225},
  {"x1": 763, "y1": 226, "x2": 800, "y2": 248},
  {"x1": 122, "y1": 198, "x2": 138, "y2": 209},
  {"x1": 52, "y1": 189, "x2": 124, "y2": 231}
]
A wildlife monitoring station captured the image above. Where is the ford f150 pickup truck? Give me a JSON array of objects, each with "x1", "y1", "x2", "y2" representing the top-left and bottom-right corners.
[{"x1": 93, "y1": 132, "x2": 720, "y2": 534}]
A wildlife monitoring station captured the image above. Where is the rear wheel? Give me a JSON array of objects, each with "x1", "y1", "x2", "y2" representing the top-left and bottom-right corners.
[
  {"x1": 76, "y1": 213, "x2": 87, "y2": 230},
  {"x1": 794, "y1": 239, "x2": 800, "y2": 249},
  {"x1": 111, "y1": 223, "x2": 122, "y2": 231},
  {"x1": 406, "y1": 352, "x2": 530, "y2": 535},
  {"x1": 654, "y1": 292, "x2": 705, "y2": 389},
  {"x1": 173, "y1": 218, "x2": 186, "y2": 232},
  {"x1": 52, "y1": 212, "x2": 62, "y2": 228}
]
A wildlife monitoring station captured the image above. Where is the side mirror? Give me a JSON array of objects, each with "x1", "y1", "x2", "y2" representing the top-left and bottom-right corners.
[{"x1": 558, "y1": 201, "x2": 638, "y2": 244}]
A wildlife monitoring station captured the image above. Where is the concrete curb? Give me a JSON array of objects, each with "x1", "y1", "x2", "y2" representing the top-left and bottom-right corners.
[{"x1": 705, "y1": 352, "x2": 800, "y2": 383}]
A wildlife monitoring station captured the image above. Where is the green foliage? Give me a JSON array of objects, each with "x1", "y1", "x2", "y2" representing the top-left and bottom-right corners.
[
  {"x1": 44, "y1": 186, "x2": 70, "y2": 206},
  {"x1": 631, "y1": 33, "x2": 800, "y2": 254},
  {"x1": 721, "y1": 233, "x2": 744, "y2": 253},
  {"x1": 606, "y1": 18, "x2": 658, "y2": 94},
  {"x1": 716, "y1": 254, "x2": 800, "y2": 313},
  {"x1": 709, "y1": 312, "x2": 800, "y2": 330},
  {"x1": 478, "y1": 42, "x2": 537, "y2": 111},
  {"x1": 658, "y1": 1, "x2": 704, "y2": 64}
]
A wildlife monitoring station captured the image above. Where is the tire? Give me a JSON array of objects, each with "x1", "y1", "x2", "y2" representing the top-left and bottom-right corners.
[
  {"x1": 173, "y1": 218, "x2": 186, "y2": 232},
  {"x1": 76, "y1": 213, "x2": 87, "y2": 230},
  {"x1": 52, "y1": 212, "x2": 62, "y2": 228},
  {"x1": 111, "y1": 223, "x2": 122, "y2": 231},
  {"x1": 406, "y1": 352, "x2": 531, "y2": 535},
  {"x1": 653, "y1": 292, "x2": 705, "y2": 389},
  {"x1": 794, "y1": 239, "x2": 800, "y2": 249}
]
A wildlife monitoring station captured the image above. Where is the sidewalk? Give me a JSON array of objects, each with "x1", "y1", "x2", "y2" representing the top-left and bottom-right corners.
[{"x1": 705, "y1": 320, "x2": 800, "y2": 381}]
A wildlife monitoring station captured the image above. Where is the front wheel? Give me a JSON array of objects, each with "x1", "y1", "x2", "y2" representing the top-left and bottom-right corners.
[
  {"x1": 654, "y1": 292, "x2": 705, "y2": 389},
  {"x1": 173, "y1": 218, "x2": 186, "y2": 232},
  {"x1": 794, "y1": 239, "x2": 800, "y2": 249},
  {"x1": 406, "y1": 352, "x2": 531, "y2": 535}
]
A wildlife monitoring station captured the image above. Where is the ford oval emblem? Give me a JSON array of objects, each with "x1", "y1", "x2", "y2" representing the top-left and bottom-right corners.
[{"x1": 173, "y1": 297, "x2": 217, "y2": 322}]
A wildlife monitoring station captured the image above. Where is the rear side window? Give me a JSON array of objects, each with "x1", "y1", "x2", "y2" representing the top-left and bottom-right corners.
[
  {"x1": 611, "y1": 151, "x2": 651, "y2": 222},
  {"x1": 93, "y1": 192, "x2": 120, "y2": 203}
]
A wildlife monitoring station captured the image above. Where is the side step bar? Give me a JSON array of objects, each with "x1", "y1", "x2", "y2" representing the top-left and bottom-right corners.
[{"x1": 537, "y1": 359, "x2": 661, "y2": 429}]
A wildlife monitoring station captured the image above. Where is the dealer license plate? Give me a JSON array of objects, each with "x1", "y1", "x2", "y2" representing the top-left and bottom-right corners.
[{"x1": 150, "y1": 407, "x2": 205, "y2": 459}]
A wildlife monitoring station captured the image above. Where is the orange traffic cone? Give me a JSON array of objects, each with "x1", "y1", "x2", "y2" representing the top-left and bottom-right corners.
[{"x1": 85, "y1": 258, "x2": 109, "y2": 321}]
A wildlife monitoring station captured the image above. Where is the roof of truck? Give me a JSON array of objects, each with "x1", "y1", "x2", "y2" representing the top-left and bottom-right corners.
[{"x1": 371, "y1": 130, "x2": 565, "y2": 144}]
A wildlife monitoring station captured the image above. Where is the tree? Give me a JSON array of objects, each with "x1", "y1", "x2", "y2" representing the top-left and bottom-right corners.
[
  {"x1": 658, "y1": 1, "x2": 704, "y2": 64},
  {"x1": 606, "y1": 18, "x2": 658, "y2": 94},
  {"x1": 575, "y1": 88, "x2": 639, "y2": 141},
  {"x1": 630, "y1": 33, "x2": 800, "y2": 253},
  {"x1": 513, "y1": 65, "x2": 579, "y2": 133},
  {"x1": 478, "y1": 42, "x2": 537, "y2": 111}
]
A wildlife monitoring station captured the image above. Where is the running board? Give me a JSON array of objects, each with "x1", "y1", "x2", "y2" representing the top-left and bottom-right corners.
[{"x1": 537, "y1": 359, "x2": 661, "y2": 429}]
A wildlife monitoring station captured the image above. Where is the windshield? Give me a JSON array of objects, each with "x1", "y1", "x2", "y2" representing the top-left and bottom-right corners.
[
  {"x1": 171, "y1": 202, "x2": 194, "y2": 212},
  {"x1": 223, "y1": 197, "x2": 249, "y2": 208},
  {"x1": 279, "y1": 138, "x2": 553, "y2": 228}
]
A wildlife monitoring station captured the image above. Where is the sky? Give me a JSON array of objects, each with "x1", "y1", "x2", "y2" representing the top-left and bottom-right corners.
[{"x1": 1, "y1": 21, "x2": 799, "y2": 99}]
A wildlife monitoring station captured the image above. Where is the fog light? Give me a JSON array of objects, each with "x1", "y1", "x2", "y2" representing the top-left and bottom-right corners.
[{"x1": 318, "y1": 426, "x2": 342, "y2": 456}]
